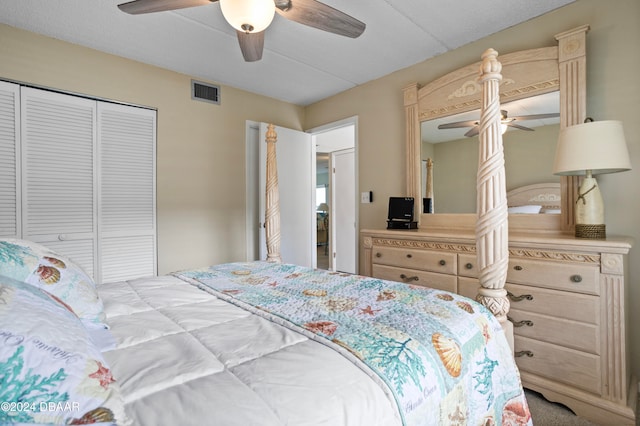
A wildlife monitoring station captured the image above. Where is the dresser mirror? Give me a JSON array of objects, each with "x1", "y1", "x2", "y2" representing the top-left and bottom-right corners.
[
  {"x1": 403, "y1": 25, "x2": 589, "y2": 232},
  {"x1": 420, "y1": 90, "x2": 560, "y2": 214}
]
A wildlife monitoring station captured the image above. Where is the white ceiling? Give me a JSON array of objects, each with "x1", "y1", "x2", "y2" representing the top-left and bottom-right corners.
[{"x1": 0, "y1": 0, "x2": 574, "y2": 106}]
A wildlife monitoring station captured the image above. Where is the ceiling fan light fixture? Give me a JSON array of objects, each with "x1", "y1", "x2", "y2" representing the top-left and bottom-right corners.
[{"x1": 220, "y1": 0, "x2": 276, "y2": 33}]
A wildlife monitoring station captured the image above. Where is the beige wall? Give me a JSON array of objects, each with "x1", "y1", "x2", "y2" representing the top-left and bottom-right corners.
[
  {"x1": 305, "y1": 0, "x2": 640, "y2": 378},
  {"x1": 0, "y1": 23, "x2": 305, "y2": 275}
]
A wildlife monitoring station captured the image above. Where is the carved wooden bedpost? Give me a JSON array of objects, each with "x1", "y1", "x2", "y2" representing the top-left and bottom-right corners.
[
  {"x1": 265, "y1": 124, "x2": 282, "y2": 263},
  {"x1": 475, "y1": 49, "x2": 513, "y2": 348},
  {"x1": 425, "y1": 158, "x2": 434, "y2": 213}
]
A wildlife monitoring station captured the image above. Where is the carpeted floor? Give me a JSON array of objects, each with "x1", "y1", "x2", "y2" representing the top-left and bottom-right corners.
[
  {"x1": 525, "y1": 390, "x2": 598, "y2": 425},
  {"x1": 526, "y1": 389, "x2": 639, "y2": 425}
]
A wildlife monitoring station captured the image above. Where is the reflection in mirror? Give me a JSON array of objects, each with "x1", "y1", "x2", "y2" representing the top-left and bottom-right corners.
[{"x1": 420, "y1": 91, "x2": 560, "y2": 213}]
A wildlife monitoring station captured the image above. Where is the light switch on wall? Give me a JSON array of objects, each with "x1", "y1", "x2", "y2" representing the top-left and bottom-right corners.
[{"x1": 360, "y1": 191, "x2": 372, "y2": 203}]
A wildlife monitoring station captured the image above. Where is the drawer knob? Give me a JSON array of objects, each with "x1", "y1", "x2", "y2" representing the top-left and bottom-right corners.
[
  {"x1": 515, "y1": 350, "x2": 534, "y2": 358},
  {"x1": 570, "y1": 274, "x2": 582, "y2": 283},
  {"x1": 439, "y1": 260, "x2": 446, "y2": 266},
  {"x1": 406, "y1": 254, "x2": 412, "y2": 258},
  {"x1": 400, "y1": 274, "x2": 418, "y2": 282},
  {"x1": 513, "y1": 265, "x2": 523, "y2": 271},
  {"x1": 507, "y1": 291, "x2": 533, "y2": 302},
  {"x1": 375, "y1": 252, "x2": 382, "y2": 258},
  {"x1": 465, "y1": 263, "x2": 473, "y2": 270},
  {"x1": 508, "y1": 316, "x2": 534, "y2": 327},
  {"x1": 58, "y1": 234, "x2": 67, "y2": 241}
]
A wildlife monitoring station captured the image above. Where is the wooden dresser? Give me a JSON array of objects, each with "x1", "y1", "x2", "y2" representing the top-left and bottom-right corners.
[{"x1": 361, "y1": 228, "x2": 636, "y2": 425}]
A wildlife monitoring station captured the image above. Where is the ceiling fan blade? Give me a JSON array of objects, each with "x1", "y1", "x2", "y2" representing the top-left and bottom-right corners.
[
  {"x1": 237, "y1": 30, "x2": 265, "y2": 62},
  {"x1": 464, "y1": 127, "x2": 480, "y2": 137},
  {"x1": 509, "y1": 112, "x2": 560, "y2": 121},
  {"x1": 438, "y1": 120, "x2": 479, "y2": 129},
  {"x1": 275, "y1": 0, "x2": 365, "y2": 38},
  {"x1": 118, "y1": 0, "x2": 215, "y2": 15},
  {"x1": 508, "y1": 123, "x2": 534, "y2": 131}
]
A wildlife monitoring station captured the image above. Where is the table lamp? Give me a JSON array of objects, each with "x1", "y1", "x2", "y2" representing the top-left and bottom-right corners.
[{"x1": 553, "y1": 120, "x2": 631, "y2": 238}]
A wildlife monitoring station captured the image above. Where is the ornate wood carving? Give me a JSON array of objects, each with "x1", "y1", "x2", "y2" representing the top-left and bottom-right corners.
[
  {"x1": 601, "y1": 253, "x2": 624, "y2": 275},
  {"x1": 509, "y1": 249, "x2": 600, "y2": 265},
  {"x1": 406, "y1": 26, "x2": 589, "y2": 235},
  {"x1": 264, "y1": 123, "x2": 282, "y2": 263},
  {"x1": 371, "y1": 237, "x2": 475, "y2": 254},
  {"x1": 419, "y1": 77, "x2": 559, "y2": 121},
  {"x1": 362, "y1": 236, "x2": 373, "y2": 249},
  {"x1": 475, "y1": 49, "x2": 510, "y2": 328}
]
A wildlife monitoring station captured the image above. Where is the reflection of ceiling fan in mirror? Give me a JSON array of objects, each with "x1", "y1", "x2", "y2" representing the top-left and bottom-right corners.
[
  {"x1": 437, "y1": 110, "x2": 560, "y2": 137},
  {"x1": 117, "y1": 0, "x2": 365, "y2": 62}
]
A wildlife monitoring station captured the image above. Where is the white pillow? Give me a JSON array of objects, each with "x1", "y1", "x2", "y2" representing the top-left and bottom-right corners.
[
  {"x1": 507, "y1": 205, "x2": 542, "y2": 214},
  {"x1": 540, "y1": 207, "x2": 561, "y2": 214},
  {"x1": 0, "y1": 275, "x2": 129, "y2": 425}
]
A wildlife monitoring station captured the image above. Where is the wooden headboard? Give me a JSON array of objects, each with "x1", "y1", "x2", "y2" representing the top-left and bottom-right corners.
[{"x1": 507, "y1": 182, "x2": 561, "y2": 213}]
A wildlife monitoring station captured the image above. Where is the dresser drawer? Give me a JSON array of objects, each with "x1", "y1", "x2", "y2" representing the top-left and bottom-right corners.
[
  {"x1": 372, "y1": 264, "x2": 457, "y2": 293},
  {"x1": 372, "y1": 246, "x2": 456, "y2": 274},
  {"x1": 509, "y1": 309, "x2": 599, "y2": 354},
  {"x1": 457, "y1": 254, "x2": 478, "y2": 278},
  {"x1": 458, "y1": 277, "x2": 479, "y2": 301},
  {"x1": 514, "y1": 336, "x2": 601, "y2": 394},
  {"x1": 507, "y1": 257, "x2": 599, "y2": 295},
  {"x1": 505, "y1": 283, "x2": 599, "y2": 324}
]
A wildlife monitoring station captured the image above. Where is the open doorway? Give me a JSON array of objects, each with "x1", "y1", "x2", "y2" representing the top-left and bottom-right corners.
[
  {"x1": 316, "y1": 155, "x2": 330, "y2": 270},
  {"x1": 311, "y1": 118, "x2": 357, "y2": 273},
  {"x1": 245, "y1": 118, "x2": 356, "y2": 272}
]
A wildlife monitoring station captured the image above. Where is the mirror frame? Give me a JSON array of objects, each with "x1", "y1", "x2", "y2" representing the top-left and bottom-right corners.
[{"x1": 403, "y1": 25, "x2": 589, "y2": 233}]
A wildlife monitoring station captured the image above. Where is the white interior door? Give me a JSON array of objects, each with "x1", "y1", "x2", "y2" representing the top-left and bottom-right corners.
[
  {"x1": 98, "y1": 102, "x2": 157, "y2": 283},
  {"x1": 0, "y1": 81, "x2": 20, "y2": 239},
  {"x1": 21, "y1": 87, "x2": 98, "y2": 278},
  {"x1": 258, "y1": 123, "x2": 315, "y2": 267},
  {"x1": 332, "y1": 148, "x2": 356, "y2": 273}
]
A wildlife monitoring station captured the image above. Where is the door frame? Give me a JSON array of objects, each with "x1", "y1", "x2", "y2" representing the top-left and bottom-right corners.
[
  {"x1": 245, "y1": 117, "x2": 358, "y2": 272},
  {"x1": 308, "y1": 116, "x2": 359, "y2": 273}
]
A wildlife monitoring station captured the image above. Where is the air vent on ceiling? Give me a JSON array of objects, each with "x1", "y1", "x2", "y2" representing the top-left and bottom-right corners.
[{"x1": 191, "y1": 80, "x2": 220, "y2": 105}]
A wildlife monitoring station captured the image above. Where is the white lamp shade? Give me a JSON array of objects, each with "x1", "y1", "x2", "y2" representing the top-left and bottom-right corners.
[
  {"x1": 219, "y1": 0, "x2": 275, "y2": 33},
  {"x1": 553, "y1": 120, "x2": 631, "y2": 176}
]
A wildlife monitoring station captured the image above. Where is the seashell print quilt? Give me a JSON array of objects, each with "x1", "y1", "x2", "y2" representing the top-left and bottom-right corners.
[{"x1": 175, "y1": 261, "x2": 532, "y2": 426}]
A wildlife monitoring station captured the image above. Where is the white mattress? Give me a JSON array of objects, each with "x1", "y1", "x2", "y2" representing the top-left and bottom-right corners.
[{"x1": 98, "y1": 275, "x2": 401, "y2": 426}]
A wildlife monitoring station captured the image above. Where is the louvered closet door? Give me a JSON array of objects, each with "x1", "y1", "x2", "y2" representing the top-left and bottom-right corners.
[
  {"x1": 21, "y1": 88, "x2": 97, "y2": 277},
  {"x1": 0, "y1": 81, "x2": 20, "y2": 238},
  {"x1": 98, "y1": 103, "x2": 156, "y2": 283}
]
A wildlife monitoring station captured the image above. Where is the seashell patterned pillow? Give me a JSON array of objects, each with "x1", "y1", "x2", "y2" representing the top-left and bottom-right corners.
[
  {"x1": 0, "y1": 238, "x2": 107, "y2": 329},
  {"x1": 0, "y1": 275, "x2": 130, "y2": 425}
]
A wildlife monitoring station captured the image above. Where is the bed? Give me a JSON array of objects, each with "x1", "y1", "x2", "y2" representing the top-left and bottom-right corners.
[
  {"x1": 0, "y1": 49, "x2": 531, "y2": 426},
  {"x1": 0, "y1": 248, "x2": 529, "y2": 426},
  {"x1": 507, "y1": 183, "x2": 561, "y2": 215}
]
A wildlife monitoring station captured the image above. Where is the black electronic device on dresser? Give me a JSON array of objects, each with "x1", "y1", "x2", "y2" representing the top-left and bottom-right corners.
[{"x1": 386, "y1": 197, "x2": 418, "y2": 229}]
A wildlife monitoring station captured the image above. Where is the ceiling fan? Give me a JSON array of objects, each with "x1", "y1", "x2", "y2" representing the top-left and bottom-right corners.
[
  {"x1": 117, "y1": 0, "x2": 366, "y2": 62},
  {"x1": 437, "y1": 110, "x2": 560, "y2": 137}
]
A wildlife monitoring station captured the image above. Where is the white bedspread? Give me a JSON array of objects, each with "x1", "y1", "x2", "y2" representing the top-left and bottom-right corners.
[{"x1": 98, "y1": 275, "x2": 401, "y2": 426}]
